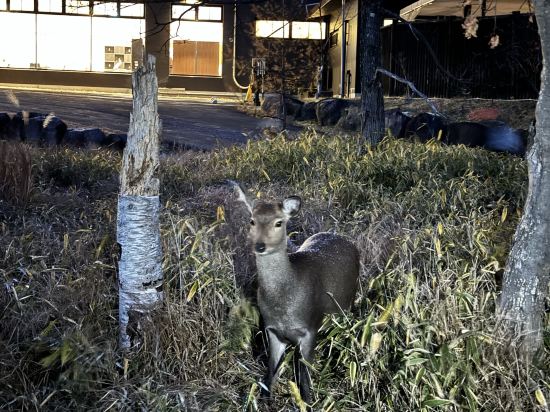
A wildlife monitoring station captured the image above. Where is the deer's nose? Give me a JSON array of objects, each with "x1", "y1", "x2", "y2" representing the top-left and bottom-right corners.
[{"x1": 255, "y1": 242, "x2": 266, "y2": 253}]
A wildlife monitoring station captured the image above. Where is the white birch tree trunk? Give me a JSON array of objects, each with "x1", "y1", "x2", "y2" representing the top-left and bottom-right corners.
[
  {"x1": 118, "y1": 54, "x2": 163, "y2": 349},
  {"x1": 499, "y1": 0, "x2": 550, "y2": 357}
]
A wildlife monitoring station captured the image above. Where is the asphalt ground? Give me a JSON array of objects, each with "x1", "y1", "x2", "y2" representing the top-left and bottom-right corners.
[{"x1": 0, "y1": 88, "x2": 265, "y2": 150}]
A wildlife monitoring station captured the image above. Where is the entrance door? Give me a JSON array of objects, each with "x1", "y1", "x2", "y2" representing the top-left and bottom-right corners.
[{"x1": 172, "y1": 40, "x2": 220, "y2": 76}]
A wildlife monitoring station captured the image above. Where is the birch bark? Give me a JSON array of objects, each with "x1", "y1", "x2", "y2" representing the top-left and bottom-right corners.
[
  {"x1": 117, "y1": 55, "x2": 163, "y2": 349},
  {"x1": 499, "y1": 1, "x2": 550, "y2": 357}
]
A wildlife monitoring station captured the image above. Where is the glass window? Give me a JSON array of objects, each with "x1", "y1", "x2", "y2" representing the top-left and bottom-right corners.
[
  {"x1": 255, "y1": 20, "x2": 289, "y2": 38},
  {"x1": 0, "y1": 12, "x2": 36, "y2": 68},
  {"x1": 38, "y1": 0, "x2": 62, "y2": 12},
  {"x1": 172, "y1": 4, "x2": 195, "y2": 20},
  {"x1": 120, "y1": 2, "x2": 143, "y2": 17},
  {"x1": 66, "y1": 0, "x2": 90, "y2": 15},
  {"x1": 0, "y1": 0, "x2": 6, "y2": 10},
  {"x1": 10, "y1": 0, "x2": 35, "y2": 11},
  {"x1": 93, "y1": 1, "x2": 117, "y2": 16},
  {"x1": 197, "y1": 6, "x2": 221, "y2": 21},
  {"x1": 36, "y1": 14, "x2": 91, "y2": 70},
  {"x1": 291, "y1": 21, "x2": 326, "y2": 40},
  {"x1": 91, "y1": 16, "x2": 144, "y2": 72}
]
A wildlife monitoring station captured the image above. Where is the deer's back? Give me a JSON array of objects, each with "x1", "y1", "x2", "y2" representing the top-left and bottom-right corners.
[{"x1": 291, "y1": 232, "x2": 360, "y2": 313}]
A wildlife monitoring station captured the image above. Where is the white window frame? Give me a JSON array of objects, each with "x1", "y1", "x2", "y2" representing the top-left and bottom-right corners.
[{"x1": 255, "y1": 20, "x2": 290, "y2": 39}]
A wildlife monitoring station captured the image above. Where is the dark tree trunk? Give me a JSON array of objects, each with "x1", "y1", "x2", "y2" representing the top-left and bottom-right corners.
[
  {"x1": 360, "y1": 0, "x2": 385, "y2": 146},
  {"x1": 499, "y1": 0, "x2": 550, "y2": 357}
]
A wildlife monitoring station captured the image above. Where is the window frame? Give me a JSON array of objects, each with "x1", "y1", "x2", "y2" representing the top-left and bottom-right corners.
[
  {"x1": 255, "y1": 19, "x2": 326, "y2": 40},
  {"x1": 172, "y1": 3, "x2": 222, "y2": 22}
]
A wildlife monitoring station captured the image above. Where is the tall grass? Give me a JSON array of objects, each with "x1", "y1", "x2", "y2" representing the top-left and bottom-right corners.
[
  {"x1": 0, "y1": 141, "x2": 32, "y2": 205},
  {"x1": 1, "y1": 132, "x2": 547, "y2": 412}
]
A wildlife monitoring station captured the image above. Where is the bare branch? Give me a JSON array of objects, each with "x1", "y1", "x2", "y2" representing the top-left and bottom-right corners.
[{"x1": 376, "y1": 67, "x2": 442, "y2": 116}]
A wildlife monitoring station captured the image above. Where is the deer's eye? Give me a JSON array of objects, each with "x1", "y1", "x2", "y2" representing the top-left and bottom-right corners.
[
  {"x1": 275, "y1": 221, "x2": 283, "y2": 227},
  {"x1": 250, "y1": 220, "x2": 255, "y2": 226}
]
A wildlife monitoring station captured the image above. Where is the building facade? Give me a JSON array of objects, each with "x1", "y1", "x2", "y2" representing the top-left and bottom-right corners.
[
  {"x1": 0, "y1": 0, "x2": 327, "y2": 93},
  {"x1": 0, "y1": 0, "x2": 244, "y2": 90},
  {"x1": 310, "y1": 0, "x2": 540, "y2": 99}
]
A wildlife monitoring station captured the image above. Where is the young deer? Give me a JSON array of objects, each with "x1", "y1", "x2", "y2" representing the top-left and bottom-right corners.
[{"x1": 230, "y1": 182, "x2": 360, "y2": 407}]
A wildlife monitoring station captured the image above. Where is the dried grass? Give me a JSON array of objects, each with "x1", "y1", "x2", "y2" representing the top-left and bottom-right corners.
[
  {"x1": 1, "y1": 133, "x2": 547, "y2": 412},
  {"x1": 0, "y1": 140, "x2": 32, "y2": 205}
]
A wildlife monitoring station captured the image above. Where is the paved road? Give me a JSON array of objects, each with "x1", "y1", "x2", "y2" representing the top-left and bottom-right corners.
[{"x1": 0, "y1": 89, "x2": 265, "y2": 150}]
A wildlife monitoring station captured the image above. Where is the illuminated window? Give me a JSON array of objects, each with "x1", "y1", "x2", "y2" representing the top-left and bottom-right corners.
[
  {"x1": 38, "y1": 0, "x2": 62, "y2": 12},
  {"x1": 66, "y1": 0, "x2": 90, "y2": 15},
  {"x1": 120, "y1": 2, "x2": 143, "y2": 17},
  {"x1": 0, "y1": 0, "x2": 7, "y2": 10},
  {"x1": 291, "y1": 21, "x2": 326, "y2": 39},
  {"x1": 10, "y1": 0, "x2": 35, "y2": 11},
  {"x1": 91, "y1": 16, "x2": 144, "y2": 71},
  {"x1": 172, "y1": 4, "x2": 195, "y2": 20},
  {"x1": 197, "y1": 6, "x2": 221, "y2": 21},
  {"x1": 255, "y1": 20, "x2": 289, "y2": 38},
  {"x1": 93, "y1": 1, "x2": 117, "y2": 16},
  {"x1": 36, "y1": 14, "x2": 91, "y2": 70},
  {"x1": 0, "y1": 12, "x2": 36, "y2": 68}
]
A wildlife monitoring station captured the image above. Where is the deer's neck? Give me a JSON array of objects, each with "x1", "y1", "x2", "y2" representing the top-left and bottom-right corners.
[{"x1": 255, "y1": 248, "x2": 293, "y2": 290}]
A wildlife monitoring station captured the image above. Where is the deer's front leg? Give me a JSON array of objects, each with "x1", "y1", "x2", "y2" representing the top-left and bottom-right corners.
[{"x1": 261, "y1": 328, "x2": 287, "y2": 399}]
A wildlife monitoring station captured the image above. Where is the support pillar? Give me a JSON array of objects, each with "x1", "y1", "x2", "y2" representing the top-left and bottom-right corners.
[{"x1": 145, "y1": 2, "x2": 171, "y2": 87}]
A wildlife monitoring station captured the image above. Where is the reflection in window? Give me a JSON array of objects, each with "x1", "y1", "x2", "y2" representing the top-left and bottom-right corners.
[
  {"x1": 93, "y1": 2, "x2": 117, "y2": 16},
  {"x1": 120, "y1": 3, "x2": 143, "y2": 17},
  {"x1": 197, "y1": 6, "x2": 222, "y2": 21},
  {"x1": 38, "y1": 0, "x2": 62, "y2": 12},
  {"x1": 255, "y1": 20, "x2": 289, "y2": 38},
  {"x1": 291, "y1": 22, "x2": 326, "y2": 39},
  {"x1": 66, "y1": 0, "x2": 90, "y2": 15},
  {"x1": 91, "y1": 17, "x2": 144, "y2": 71},
  {"x1": 0, "y1": 12, "x2": 36, "y2": 68},
  {"x1": 172, "y1": 4, "x2": 195, "y2": 20},
  {"x1": 10, "y1": 0, "x2": 35, "y2": 11}
]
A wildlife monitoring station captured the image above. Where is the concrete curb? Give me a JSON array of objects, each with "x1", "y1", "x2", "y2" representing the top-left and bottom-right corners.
[{"x1": 0, "y1": 83, "x2": 246, "y2": 102}]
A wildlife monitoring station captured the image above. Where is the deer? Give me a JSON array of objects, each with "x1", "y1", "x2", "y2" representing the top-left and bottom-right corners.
[{"x1": 229, "y1": 181, "x2": 360, "y2": 409}]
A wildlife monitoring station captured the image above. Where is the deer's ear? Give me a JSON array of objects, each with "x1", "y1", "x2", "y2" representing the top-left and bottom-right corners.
[
  {"x1": 228, "y1": 180, "x2": 254, "y2": 214},
  {"x1": 282, "y1": 196, "x2": 301, "y2": 217}
]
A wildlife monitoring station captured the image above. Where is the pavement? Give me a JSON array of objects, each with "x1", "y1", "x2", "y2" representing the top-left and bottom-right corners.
[{"x1": 0, "y1": 86, "x2": 267, "y2": 151}]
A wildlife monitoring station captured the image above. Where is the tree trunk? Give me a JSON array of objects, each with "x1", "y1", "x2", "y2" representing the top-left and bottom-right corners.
[
  {"x1": 360, "y1": 0, "x2": 385, "y2": 146},
  {"x1": 118, "y1": 54, "x2": 163, "y2": 350},
  {"x1": 499, "y1": 0, "x2": 550, "y2": 357}
]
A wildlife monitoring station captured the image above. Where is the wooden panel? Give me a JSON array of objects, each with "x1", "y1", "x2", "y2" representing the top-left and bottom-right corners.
[
  {"x1": 172, "y1": 40, "x2": 220, "y2": 76},
  {"x1": 172, "y1": 40, "x2": 196, "y2": 75},
  {"x1": 196, "y1": 41, "x2": 220, "y2": 76}
]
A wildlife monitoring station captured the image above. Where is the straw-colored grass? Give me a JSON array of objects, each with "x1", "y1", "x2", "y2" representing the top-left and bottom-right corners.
[{"x1": 2, "y1": 131, "x2": 548, "y2": 412}]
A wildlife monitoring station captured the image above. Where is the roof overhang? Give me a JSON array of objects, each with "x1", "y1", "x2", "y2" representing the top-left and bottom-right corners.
[
  {"x1": 400, "y1": 0, "x2": 533, "y2": 20},
  {"x1": 307, "y1": 0, "x2": 340, "y2": 19}
]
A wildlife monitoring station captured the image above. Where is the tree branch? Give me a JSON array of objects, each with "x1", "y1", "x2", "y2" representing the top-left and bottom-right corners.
[{"x1": 376, "y1": 67, "x2": 442, "y2": 116}]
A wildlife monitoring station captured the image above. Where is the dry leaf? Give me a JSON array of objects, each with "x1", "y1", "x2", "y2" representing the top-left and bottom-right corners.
[
  {"x1": 462, "y1": 15, "x2": 479, "y2": 39},
  {"x1": 489, "y1": 34, "x2": 500, "y2": 49}
]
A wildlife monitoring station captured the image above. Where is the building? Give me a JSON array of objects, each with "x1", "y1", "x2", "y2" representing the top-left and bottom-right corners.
[
  {"x1": 0, "y1": 0, "x2": 326, "y2": 92},
  {"x1": 309, "y1": 0, "x2": 540, "y2": 99}
]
